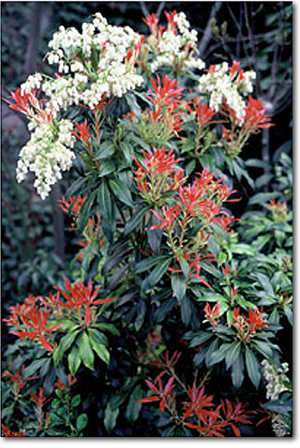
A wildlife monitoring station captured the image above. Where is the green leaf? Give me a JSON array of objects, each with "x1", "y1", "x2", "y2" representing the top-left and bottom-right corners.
[
  {"x1": 104, "y1": 402, "x2": 119, "y2": 433},
  {"x1": 76, "y1": 413, "x2": 88, "y2": 432},
  {"x1": 180, "y1": 297, "x2": 193, "y2": 326},
  {"x1": 245, "y1": 347, "x2": 261, "y2": 388},
  {"x1": 95, "y1": 142, "x2": 115, "y2": 159},
  {"x1": 225, "y1": 341, "x2": 241, "y2": 369},
  {"x1": 93, "y1": 323, "x2": 120, "y2": 335},
  {"x1": 89, "y1": 336, "x2": 110, "y2": 365},
  {"x1": 206, "y1": 347, "x2": 226, "y2": 367},
  {"x1": 109, "y1": 178, "x2": 134, "y2": 207},
  {"x1": 205, "y1": 339, "x2": 220, "y2": 367},
  {"x1": 189, "y1": 331, "x2": 213, "y2": 348},
  {"x1": 78, "y1": 191, "x2": 96, "y2": 230},
  {"x1": 283, "y1": 305, "x2": 293, "y2": 326},
  {"x1": 142, "y1": 258, "x2": 170, "y2": 290},
  {"x1": 135, "y1": 255, "x2": 169, "y2": 274},
  {"x1": 98, "y1": 159, "x2": 116, "y2": 177},
  {"x1": 153, "y1": 298, "x2": 176, "y2": 323},
  {"x1": 71, "y1": 394, "x2": 81, "y2": 408},
  {"x1": 98, "y1": 180, "x2": 115, "y2": 242},
  {"x1": 245, "y1": 159, "x2": 270, "y2": 169},
  {"x1": 179, "y1": 258, "x2": 190, "y2": 278},
  {"x1": 248, "y1": 192, "x2": 280, "y2": 205},
  {"x1": 206, "y1": 341, "x2": 234, "y2": 367},
  {"x1": 68, "y1": 346, "x2": 81, "y2": 376},
  {"x1": 171, "y1": 274, "x2": 186, "y2": 302},
  {"x1": 125, "y1": 385, "x2": 143, "y2": 422},
  {"x1": 124, "y1": 206, "x2": 150, "y2": 235},
  {"x1": 253, "y1": 340, "x2": 273, "y2": 359},
  {"x1": 79, "y1": 332, "x2": 95, "y2": 370},
  {"x1": 53, "y1": 330, "x2": 80, "y2": 365},
  {"x1": 192, "y1": 291, "x2": 226, "y2": 302},
  {"x1": 263, "y1": 398, "x2": 292, "y2": 415},
  {"x1": 231, "y1": 352, "x2": 245, "y2": 388},
  {"x1": 87, "y1": 328, "x2": 108, "y2": 345},
  {"x1": 23, "y1": 358, "x2": 48, "y2": 377},
  {"x1": 134, "y1": 300, "x2": 146, "y2": 331},
  {"x1": 231, "y1": 244, "x2": 256, "y2": 256},
  {"x1": 147, "y1": 228, "x2": 163, "y2": 254}
]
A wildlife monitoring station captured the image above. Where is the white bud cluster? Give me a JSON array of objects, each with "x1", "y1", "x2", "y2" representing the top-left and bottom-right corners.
[
  {"x1": 271, "y1": 414, "x2": 290, "y2": 437},
  {"x1": 42, "y1": 75, "x2": 88, "y2": 115},
  {"x1": 20, "y1": 73, "x2": 43, "y2": 94},
  {"x1": 198, "y1": 62, "x2": 256, "y2": 123},
  {"x1": 261, "y1": 359, "x2": 290, "y2": 400},
  {"x1": 16, "y1": 120, "x2": 75, "y2": 199},
  {"x1": 150, "y1": 12, "x2": 205, "y2": 73},
  {"x1": 44, "y1": 12, "x2": 144, "y2": 109}
]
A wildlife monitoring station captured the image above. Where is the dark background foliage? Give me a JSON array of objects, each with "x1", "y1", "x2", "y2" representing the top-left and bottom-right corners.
[{"x1": 1, "y1": 1, "x2": 293, "y2": 437}]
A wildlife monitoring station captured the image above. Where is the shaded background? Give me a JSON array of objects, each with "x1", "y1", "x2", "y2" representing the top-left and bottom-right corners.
[{"x1": 2, "y1": 1, "x2": 292, "y2": 306}]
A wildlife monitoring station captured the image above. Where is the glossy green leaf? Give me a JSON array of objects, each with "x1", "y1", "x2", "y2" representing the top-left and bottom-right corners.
[
  {"x1": 76, "y1": 413, "x2": 88, "y2": 432},
  {"x1": 68, "y1": 346, "x2": 81, "y2": 376},
  {"x1": 171, "y1": 274, "x2": 186, "y2": 301},
  {"x1": 79, "y1": 332, "x2": 95, "y2": 370},
  {"x1": 245, "y1": 347, "x2": 261, "y2": 388},
  {"x1": 124, "y1": 206, "x2": 150, "y2": 235},
  {"x1": 109, "y1": 178, "x2": 134, "y2": 207},
  {"x1": 142, "y1": 258, "x2": 170, "y2": 290}
]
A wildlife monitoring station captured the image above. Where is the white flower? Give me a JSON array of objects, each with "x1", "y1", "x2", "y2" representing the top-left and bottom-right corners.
[
  {"x1": 41, "y1": 11, "x2": 144, "y2": 111},
  {"x1": 20, "y1": 73, "x2": 43, "y2": 93},
  {"x1": 272, "y1": 414, "x2": 290, "y2": 437},
  {"x1": 198, "y1": 62, "x2": 256, "y2": 123},
  {"x1": 261, "y1": 359, "x2": 290, "y2": 400},
  {"x1": 16, "y1": 119, "x2": 75, "y2": 199},
  {"x1": 148, "y1": 11, "x2": 205, "y2": 73}
]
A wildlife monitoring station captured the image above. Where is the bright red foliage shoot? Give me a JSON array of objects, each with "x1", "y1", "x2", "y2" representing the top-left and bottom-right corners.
[{"x1": 243, "y1": 97, "x2": 273, "y2": 131}]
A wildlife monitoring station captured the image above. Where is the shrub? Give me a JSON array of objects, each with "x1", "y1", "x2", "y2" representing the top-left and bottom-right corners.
[{"x1": 2, "y1": 9, "x2": 292, "y2": 437}]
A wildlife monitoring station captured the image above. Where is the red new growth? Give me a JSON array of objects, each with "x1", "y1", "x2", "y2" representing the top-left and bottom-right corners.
[
  {"x1": 143, "y1": 13, "x2": 159, "y2": 32},
  {"x1": 244, "y1": 97, "x2": 273, "y2": 131},
  {"x1": 6, "y1": 88, "x2": 52, "y2": 123},
  {"x1": 183, "y1": 384, "x2": 216, "y2": 421},
  {"x1": 230, "y1": 60, "x2": 245, "y2": 81},
  {"x1": 139, "y1": 371, "x2": 175, "y2": 412},
  {"x1": 58, "y1": 195, "x2": 86, "y2": 215},
  {"x1": 193, "y1": 98, "x2": 216, "y2": 127},
  {"x1": 1, "y1": 424, "x2": 26, "y2": 438},
  {"x1": 56, "y1": 279, "x2": 116, "y2": 326},
  {"x1": 204, "y1": 303, "x2": 220, "y2": 328},
  {"x1": 233, "y1": 307, "x2": 267, "y2": 341},
  {"x1": 134, "y1": 147, "x2": 184, "y2": 200},
  {"x1": 151, "y1": 205, "x2": 182, "y2": 231},
  {"x1": 148, "y1": 75, "x2": 183, "y2": 108},
  {"x1": 3, "y1": 295, "x2": 59, "y2": 352},
  {"x1": 165, "y1": 10, "x2": 177, "y2": 33},
  {"x1": 6, "y1": 88, "x2": 35, "y2": 114},
  {"x1": 248, "y1": 308, "x2": 268, "y2": 332},
  {"x1": 72, "y1": 121, "x2": 91, "y2": 145}
]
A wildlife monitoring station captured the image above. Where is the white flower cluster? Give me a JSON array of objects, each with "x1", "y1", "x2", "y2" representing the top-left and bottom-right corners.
[
  {"x1": 198, "y1": 62, "x2": 256, "y2": 123},
  {"x1": 261, "y1": 359, "x2": 290, "y2": 400},
  {"x1": 150, "y1": 12, "x2": 205, "y2": 72},
  {"x1": 271, "y1": 414, "x2": 290, "y2": 437},
  {"x1": 16, "y1": 120, "x2": 75, "y2": 199},
  {"x1": 20, "y1": 73, "x2": 43, "y2": 93},
  {"x1": 44, "y1": 12, "x2": 144, "y2": 109},
  {"x1": 261, "y1": 360, "x2": 291, "y2": 437}
]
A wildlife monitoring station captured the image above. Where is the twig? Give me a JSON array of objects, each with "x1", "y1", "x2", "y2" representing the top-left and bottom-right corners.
[
  {"x1": 244, "y1": 3, "x2": 261, "y2": 96},
  {"x1": 156, "y1": 1, "x2": 165, "y2": 20},
  {"x1": 198, "y1": 2, "x2": 222, "y2": 58},
  {"x1": 140, "y1": 1, "x2": 150, "y2": 18}
]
